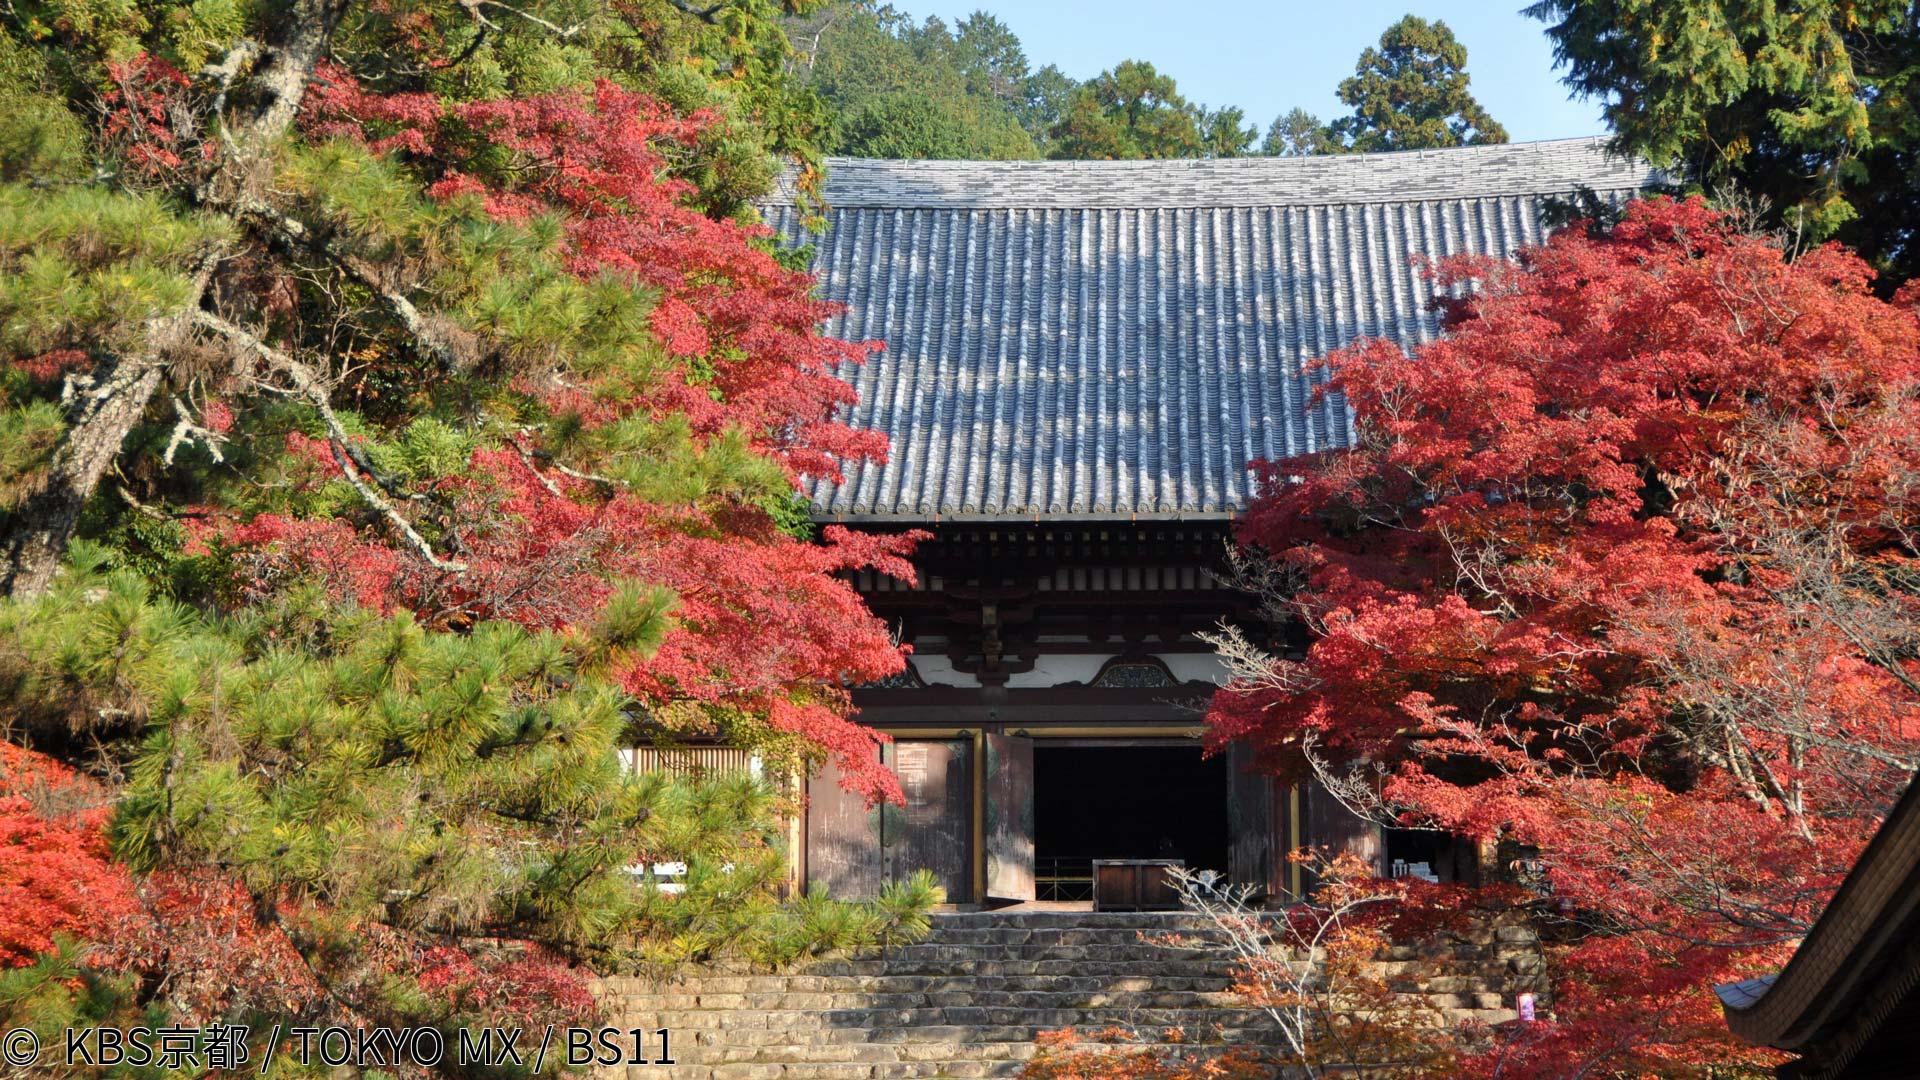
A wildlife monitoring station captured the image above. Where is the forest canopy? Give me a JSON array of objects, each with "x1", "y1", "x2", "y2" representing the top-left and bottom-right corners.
[{"x1": 791, "y1": 4, "x2": 1506, "y2": 160}]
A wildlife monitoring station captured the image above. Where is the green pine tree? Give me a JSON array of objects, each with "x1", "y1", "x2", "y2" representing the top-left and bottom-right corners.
[
  {"x1": 1328, "y1": 15, "x2": 1508, "y2": 152},
  {"x1": 1048, "y1": 60, "x2": 1203, "y2": 159},
  {"x1": 0, "y1": 0, "x2": 938, "y2": 1055},
  {"x1": 1527, "y1": 0, "x2": 1920, "y2": 286},
  {"x1": 1262, "y1": 108, "x2": 1340, "y2": 157}
]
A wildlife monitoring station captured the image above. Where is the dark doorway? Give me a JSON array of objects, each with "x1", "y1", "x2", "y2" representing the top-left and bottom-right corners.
[{"x1": 1033, "y1": 744, "x2": 1229, "y2": 900}]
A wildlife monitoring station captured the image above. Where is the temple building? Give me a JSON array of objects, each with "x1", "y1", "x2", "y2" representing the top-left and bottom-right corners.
[
  {"x1": 1719, "y1": 773, "x2": 1920, "y2": 1078},
  {"x1": 758, "y1": 138, "x2": 1660, "y2": 907}
]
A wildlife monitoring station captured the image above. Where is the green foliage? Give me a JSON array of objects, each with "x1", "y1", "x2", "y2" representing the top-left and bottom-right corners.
[
  {"x1": 758, "y1": 488, "x2": 817, "y2": 540},
  {"x1": 0, "y1": 88, "x2": 90, "y2": 181},
  {"x1": 1197, "y1": 105, "x2": 1258, "y2": 158},
  {"x1": 1262, "y1": 107, "x2": 1339, "y2": 157},
  {"x1": 801, "y1": 4, "x2": 1040, "y2": 159},
  {"x1": 834, "y1": 88, "x2": 980, "y2": 158},
  {"x1": 637, "y1": 867, "x2": 943, "y2": 970},
  {"x1": 1328, "y1": 15, "x2": 1507, "y2": 152},
  {"x1": 1050, "y1": 60, "x2": 1202, "y2": 160},
  {"x1": 1527, "y1": 0, "x2": 1920, "y2": 285},
  {"x1": 0, "y1": 183, "x2": 229, "y2": 357},
  {"x1": 592, "y1": 581, "x2": 679, "y2": 657},
  {"x1": 0, "y1": 939, "x2": 149, "y2": 1050},
  {"x1": 0, "y1": 401, "x2": 64, "y2": 511},
  {"x1": 1019, "y1": 64, "x2": 1076, "y2": 156},
  {"x1": 0, "y1": 553, "x2": 937, "y2": 972}
]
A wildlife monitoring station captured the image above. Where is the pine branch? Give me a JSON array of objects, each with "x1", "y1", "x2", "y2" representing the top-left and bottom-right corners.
[
  {"x1": 458, "y1": 0, "x2": 589, "y2": 38},
  {"x1": 509, "y1": 428, "x2": 623, "y2": 494},
  {"x1": 235, "y1": 199, "x2": 471, "y2": 373},
  {"x1": 192, "y1": 311, "x2": 468, "y2": 573},
  {"x1": 2, "y1": 0, "x2": 345, "y2": 596}
]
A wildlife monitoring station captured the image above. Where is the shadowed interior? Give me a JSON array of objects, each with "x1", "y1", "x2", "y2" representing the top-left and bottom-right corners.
[{"x1": 1033, "y1": 745, "x2": 1229, "y2": 876}]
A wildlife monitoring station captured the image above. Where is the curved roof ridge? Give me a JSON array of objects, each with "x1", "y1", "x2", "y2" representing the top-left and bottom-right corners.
[{"x1": 773, "y1": 137, "x2": 1661, "y2": 211}]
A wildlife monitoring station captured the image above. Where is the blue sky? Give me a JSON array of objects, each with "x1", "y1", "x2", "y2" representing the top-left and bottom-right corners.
[{"x1": 882, "y1": 1, "x2": 1608, "y2": 144}]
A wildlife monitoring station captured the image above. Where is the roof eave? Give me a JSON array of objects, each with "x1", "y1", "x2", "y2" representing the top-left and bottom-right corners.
[
  {"x1": 1719, "y1": 772, "x2": 1920, "y2": 1057},
  {"x1": 810, "y1": 511, "x2": 1241, "y2": 525}
]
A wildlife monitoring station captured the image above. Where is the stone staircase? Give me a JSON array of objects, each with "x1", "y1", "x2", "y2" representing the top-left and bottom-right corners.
[{"x1": 594, "y1": 910, "x2": 1540, "y2": 1080}]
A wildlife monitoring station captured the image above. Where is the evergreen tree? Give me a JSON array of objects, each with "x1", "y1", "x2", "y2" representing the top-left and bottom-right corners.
[
  {"x1": 950, "y1": 11, "x2": 1030, "y2": 107},
  {"x1": 1198, "y1": 105, "x2": 1259, "y2": 158},
  {"x1": 802, "y1": 4, "x2": 1036, "y2": 158},
  {"x1": 1262, "y1": 107, "x2": 1340, "y2": 156},
  {"x1": 835, "y1": 88, "x2": 979, "y2": 158},
  {"x1": 1328, "y1": 15, "x2": 1508, "y2": 152},
  {"x1": 1048, "y1": 60, "x2": 1202, "y2": 159},
  {"x1": 1526, "y1": 0, "x2": 1920, "y2": 287},
  {"x1": 0, "y1": 0, "x2": 937, "y2": 1055},
  {"x1": 1019, "y1": 64, "x2": 1079, "y2": 154}
]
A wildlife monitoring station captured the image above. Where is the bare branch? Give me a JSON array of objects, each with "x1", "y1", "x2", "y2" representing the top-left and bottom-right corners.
[
  {"x1": 236, "y1": 200, "x2": 471, "y2": 373},
  {"x1": 161, "y1": 395, "x2": 227, "y2": 466},
  {"x1": 508, "y1": 433, "x2": 564, "y2": 497},
  {"x1": 192, "y1": 311, "x2": 467, "y2": 573},
  {"x1": 460, "y1": 0, "x2": 588, "y2": 37}
]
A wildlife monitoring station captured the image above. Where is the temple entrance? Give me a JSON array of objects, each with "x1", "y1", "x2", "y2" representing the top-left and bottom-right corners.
[
  {"x1": 803, "y1": 735, "x2": 1254, "y2": 907},
  {"x1": 1032, "y1": 743, "x2": 1230, "y2": 903}
]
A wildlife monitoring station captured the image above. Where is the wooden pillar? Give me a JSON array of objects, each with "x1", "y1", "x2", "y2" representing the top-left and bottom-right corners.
[{"x1": 1302, "y1": 777, "x2": 1383, "y2": 879}]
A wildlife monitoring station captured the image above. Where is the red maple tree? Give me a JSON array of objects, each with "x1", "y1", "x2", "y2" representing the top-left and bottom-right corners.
[
  {"x1": 0, "y1": 744, "x2": 137, "y2": 966},
  {"x1": 1211, "y1": 197, "x2": 1920, "y2": 1073}
]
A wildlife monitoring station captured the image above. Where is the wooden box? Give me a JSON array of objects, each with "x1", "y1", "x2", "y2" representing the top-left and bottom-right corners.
[{"x1": 1092, "y1": 859, "x2": 1184, "y2": 911}]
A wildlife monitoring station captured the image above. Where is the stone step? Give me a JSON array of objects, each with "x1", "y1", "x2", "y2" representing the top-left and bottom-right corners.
[
  {"x1": 602, "y1": 973, "x2": 1237, "y2": 995},
  {"x1": 671, "y1": 1025, "x2": 1290, "y2": 1049},
  {"x1": 594, "y1": 912, "x2": 1542, "y2": 1079},
  {"x1": 606, "y1": 983, "x2": 1251, "y2": 1006},
  {"x1": 645, "y1": 1047, "x2": 1236, "y2": 1080},
  {"x1": 811, "y1": 956, "x2": 1234, "y2": 975},
  {"x1": 611, "y1": 986, "x2": 1511, "y2": 1017},
  {"x1": 656, "y1": 1030, "x2": 1290, "y2": 1060},
  {"x1": 879, "y1": 937, "x2": 1221, "y2": 953},
  {"x1": 925, "y1": 912, "x2": 1237, "y2": 929},
  {"x1": 917, "y1": 922, "x2": 1244, "y2": 937},
  {"x1": 633, "y1": 1006, "x2": 1293, "y2": 1031}
]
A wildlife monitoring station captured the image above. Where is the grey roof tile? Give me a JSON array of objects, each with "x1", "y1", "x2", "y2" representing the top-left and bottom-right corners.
[{"x1": 767, "y1": 137, "x2": 1662, "y2": 521}]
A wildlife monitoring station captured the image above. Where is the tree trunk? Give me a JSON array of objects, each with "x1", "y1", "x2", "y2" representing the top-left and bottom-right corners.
[
  {"x1": 1, "y1": 359, "x2": 170, "y2": 595},
  {"x1": 0, "y1": 0, "x2": 347, "y2": 597}
]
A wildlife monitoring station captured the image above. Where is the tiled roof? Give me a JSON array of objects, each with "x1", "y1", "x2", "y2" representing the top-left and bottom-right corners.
[{"x1": 766, "y1": 138, "x2": 1661, "y2": 522}]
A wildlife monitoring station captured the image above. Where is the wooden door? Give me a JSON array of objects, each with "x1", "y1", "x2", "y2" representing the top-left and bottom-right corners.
[
  {"x1": 1226, "y1": 739, "x2": 1282, "y2": 899},
  {"x1": 984, "y1": 733, "x2": 1035, "y2": 902},
  {"x1": 1305, "y1": 778, "x2": 1383, "y2": 875},
  {"x1": 885, "y1": 739, "x2": 972, "y2": 903},
  {"x1": 805, "y1": 749, "x2": 884, "y2": 899}
]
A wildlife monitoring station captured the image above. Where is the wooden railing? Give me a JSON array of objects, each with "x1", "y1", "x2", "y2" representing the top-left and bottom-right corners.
[{"x1": 1035, "y1": 856, "x2": 1096, "y2": 903}]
